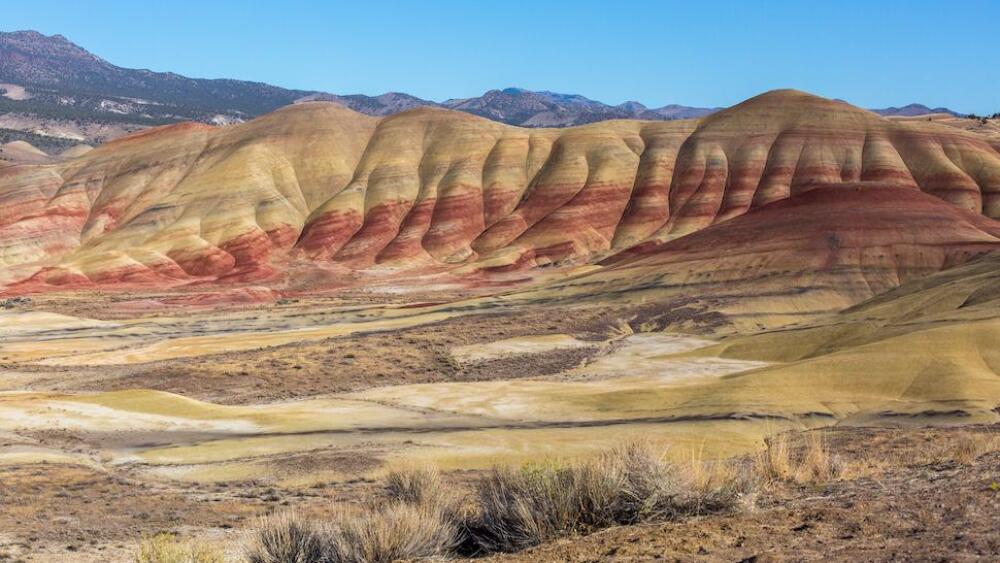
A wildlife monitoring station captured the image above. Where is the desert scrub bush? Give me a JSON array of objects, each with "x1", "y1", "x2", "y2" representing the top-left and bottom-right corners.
[
  {"x1": 383, "y1": 466, "x2": 445, "y2": 505},
  {"x1": 135, "y1": 533, "x2": 224, "y2": 563},
  {"x1": 245, "y1": 469, "x2": 461, "y2": 563},
  {"x1": 244, "y1": 512, "x2": 330, "y2": 563},
  {"x1": 755, "y1": 431, "x2": 842, "y2": 485},
  {"x1": 465, "y1": 442, "x2": 754, "y2": 553},
  {"x1": 326, "y1": 501, "x2": 460, "y2": 563},
  {"x1": 754, "y1": 432, "x2": 794, "y2": 483},
  {"x1": 242, "y1": 449, "x2": 757, "y2": 559},
  {"x1": 917, "y1": 430, "x2": 1000, "y2": 465}
]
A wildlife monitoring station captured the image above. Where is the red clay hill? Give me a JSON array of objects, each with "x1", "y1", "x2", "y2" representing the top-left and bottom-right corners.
[{"x1": 1, "y1": 90, "x2": 998, "y2": 298}]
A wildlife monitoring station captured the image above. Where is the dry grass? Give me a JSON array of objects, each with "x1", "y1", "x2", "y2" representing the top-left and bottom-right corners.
[
  {"x1": 235, "y1": 428, "x2": 1000, "y2": 560},
  {"x1": 246, "y1": 470, "x2": 461, "y2": 563},
  {"x1": 384, "y1": 466, "x2": 446, "y2": 505},
  {"x1": 753, "y1": 428, "x2": 1000, "y2": 486},
  {"x1": 243, "y1": 512, "x2": 329, "y2": 563},
  {"x1": 241, "y1": 445, "x2": 756, "y2": 558},
  {"x1": 797, "y1": 432, "x2": 841, "y2": 483},
  {"x1": 327, "y1": 502, "x2": 460, "y2": 562},
  {"x1": 682, "y1": 447, "x2": 759, "y2": 514},
  {"x1": 914, "y1": 430, "x2": 1000, "y2": 465},
  {"x1": 465, "y1": 442, "x2": 755, "y2": 553},
  {"x1": 217, "y1": 430, "x2": 1000, "y2": 560},
  {"x1": 238, "y1": 429, "x2": 1000, "y2": 560},
  {"x1": 754, "y1": 431, "x2": 842, "y2": 485},
  {"x1": 135, "y1": 533, "x2": 224, "y2": 563},
  {"x1": 754, "y1": 432, "x2": 795, "y2": 483}
]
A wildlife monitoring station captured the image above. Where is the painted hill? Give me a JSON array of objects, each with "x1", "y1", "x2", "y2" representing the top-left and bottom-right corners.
[
  {"x1": 537, "y1": 184, "x2": 1000, "y2": 331},
  {"x1": 1, "y1": 90, "x2": 998, "y2": 298},
  {"x1": 674, "y1": 250, "x2": 1000, "y2": 422},
  {"x1": 0, "y1": 140, "x2": 52, "y2": 164}
]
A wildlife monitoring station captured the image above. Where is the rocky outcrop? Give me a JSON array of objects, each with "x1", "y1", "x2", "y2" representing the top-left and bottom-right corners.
[{"x1": 1, "y1": 90, "x2": 999, "y2": 293}]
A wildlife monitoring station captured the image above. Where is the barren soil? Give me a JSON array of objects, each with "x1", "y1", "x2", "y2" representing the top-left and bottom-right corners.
[
  {"x1": 485, "y1": 427, "x2": 1000, "y2": 563},
  {"x1": 0, "y1": 427, "x2": 997, "y2": 561}
]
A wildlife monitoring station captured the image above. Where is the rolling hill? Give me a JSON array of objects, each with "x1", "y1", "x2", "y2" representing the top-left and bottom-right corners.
[
  {"x1": 533, "y1": 183, "x2": 1000, "y2": 332},
  {"x1": 1, "y1": 89, "x2": 998, "y2": 305}
]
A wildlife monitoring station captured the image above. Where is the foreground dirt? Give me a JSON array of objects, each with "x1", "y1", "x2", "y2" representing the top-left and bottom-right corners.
[
  {"x1": 1, "y1": 290, "x2": 998, "y2": 561},
  {"x1": 0, "y1": 461, "x2": 386, "y2": 562},
  {"x1": 486, "y1": 427, "x2": 1000, "y2": 563},
  {"x1": 1, "y1": 426, "x2": 998, "y2": 561}
]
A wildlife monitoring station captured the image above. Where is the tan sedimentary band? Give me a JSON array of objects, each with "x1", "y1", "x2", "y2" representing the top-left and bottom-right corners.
[{"x1": 0, "y1": 89, "x2": 998, "y2": 291}]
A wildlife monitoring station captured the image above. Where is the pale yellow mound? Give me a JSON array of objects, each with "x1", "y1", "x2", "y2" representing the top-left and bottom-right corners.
[{"x1": 676, "y1": 252, "x2": 1000, "y2": 421}]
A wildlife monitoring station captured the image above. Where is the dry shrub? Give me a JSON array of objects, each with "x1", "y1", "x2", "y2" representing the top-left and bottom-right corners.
[
  {"x1": 755, "y1": 431, "x2": 841, "y2": 485},
  {"x1": 135, "y1": 533, "x2": 223, "y2": 563},
  {"x1": 917, "y1": 430, "x2": 1000, "y2": 465},
  {"x1": 466, "y1": 442, "x2": 754, "y2": 553},
  {"x1": 245, "y1": 505, "x2": 460, "y2": 563},
  {"x1": 683, "y1": 448, "x2": 759, "y2": 514},
  {"x1": 796, "y1": 432, "x2": 841, "y2": 483},
  {"x1": 754, "y1": 432, "x2": 794, "y2": 483},
  {"x1": 384, "y1": 466, "x2": 445, "y2": 505},
  {"x1": 242, "y1": 448, "x2": 759, "y2": 559},
  {"x1": 244, "y1": 512, "x2": 329, "y2": 563},
  {"x1": 324, "y1": 467, "x2": 461, "y2": 562},
  {"x1": 328, "y1": 501, "x2": 460, "y2": 563}
]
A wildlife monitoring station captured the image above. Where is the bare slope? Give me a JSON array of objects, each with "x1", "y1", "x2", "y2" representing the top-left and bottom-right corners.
[
  {"x1": 533, "y1": 184, "x2": 1000, "y2": 331},
  {"x1": 1, "y1": 90, "x2": 998, "y2": 294},
  {"x1": 669, "y1": 250, "x2": 1000, "y2": 422}
]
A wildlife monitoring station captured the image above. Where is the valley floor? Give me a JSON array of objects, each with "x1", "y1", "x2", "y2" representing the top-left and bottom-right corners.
[
  {"x1": 0, "y1": 282, "x2": 997, "y2": 561},
  {"x1": 0, "y1": 426, "x2": 997, "y2": 561},
  {"x1": 485, "y1": 426, "x2": 1000, "y2": 563}
]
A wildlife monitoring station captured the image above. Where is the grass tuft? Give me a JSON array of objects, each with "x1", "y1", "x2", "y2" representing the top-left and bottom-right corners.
[
  {"x1": 384, "y1": 466, "x2": 445, "y2": 505},
  {"x1": 796, "y1": 431, "x2": 841, "y2": 484},
  {"x1": 135, "y1": 533, "x2": 223, "y2": 563},
  {"x1": 328, "y1": 501, "x2": 460, "y2": 563},
  {"x1": 243, "y1": 512, "x2": 329, "y2": 563},
  {"x1": 465, "y1": 442, "x2": 754, "y2": 553},
  {"x1": 241, "y1": 443, "x2": 761, "y2": 559},
  {"x1": 755, "y1": 431, "x2": 842, "y2": 485},
  {"x1": 917, "y1": 430, "x2": 1000, "y2": 465}
]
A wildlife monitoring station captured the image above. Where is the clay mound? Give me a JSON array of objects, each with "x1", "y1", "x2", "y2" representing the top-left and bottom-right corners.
[
  {"x1": 640, "y1": 90, "x2": 1000, "y2": 243},
  {"x1": 674, "y1": 250, "x2": 1000, "y2": 422},
  {"x1": 58, "y1": 144, "x2": 93, "y2": 159},
  {"x1": 0, "y1": 140, "x2": 52, "y2": 164},
  {"x1": 544, "y1": 184, "x2": 1000, "y2": 330},
  {"x1": 706, "y1": 250, "x2": 1000, "y2": 362},
  {"x1": 1, "y1": 90, "x2": 999, "y2": 292}
]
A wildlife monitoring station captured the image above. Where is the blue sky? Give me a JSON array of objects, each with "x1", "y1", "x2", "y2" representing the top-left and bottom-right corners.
[{"x1": 5, "y1": 0, "x2": 998, "y2": 113}]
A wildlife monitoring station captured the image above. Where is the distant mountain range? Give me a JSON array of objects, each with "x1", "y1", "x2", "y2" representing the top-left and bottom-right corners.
[
  {"x1": 301, "y1": 87, "x2": 719, "y2": 127},
  {"x1": 0, "y1": 30, "x2": 967, "y2": 148},
  {"x1": 870, "y1": 104, "x2": 960, "y2": 117}
]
